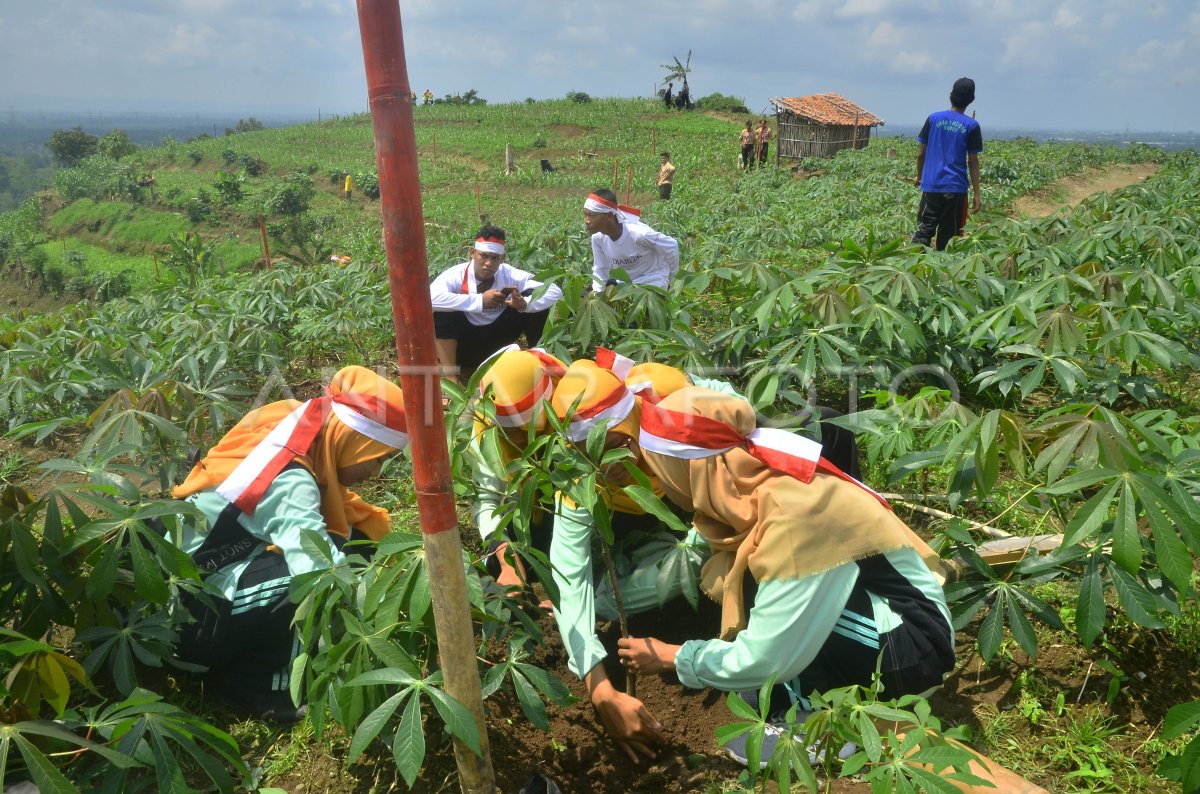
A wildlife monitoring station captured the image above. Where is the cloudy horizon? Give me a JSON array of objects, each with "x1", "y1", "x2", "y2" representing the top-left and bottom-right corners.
[{"x1": 2, "y1": 1, "x2": 1197, "y2": 133}]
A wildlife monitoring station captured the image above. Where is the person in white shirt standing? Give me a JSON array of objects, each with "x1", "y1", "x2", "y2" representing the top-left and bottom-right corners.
[
  {"x1": 584, "y1": 189, "x2": 679, "y2": 293},
  {"x1": 430, "y1": 225, "x2": 563, "y2": 382}
]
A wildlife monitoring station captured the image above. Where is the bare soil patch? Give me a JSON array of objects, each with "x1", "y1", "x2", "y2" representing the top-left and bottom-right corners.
[
  {"x1": 1011, "y1": 163, "x2": 1159, "y2": 218},
  {"x1": 547, "y1": 124, "x2": 590, "y2": 138},
  {"x1": 0, "y1": 279, "x2": 73, "y2": 315}
]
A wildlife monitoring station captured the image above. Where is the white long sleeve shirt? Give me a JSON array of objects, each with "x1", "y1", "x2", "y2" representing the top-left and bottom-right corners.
[
  {"x1": 591, "y1": 222, "x2": 679, "y2": 292},
  {"x1": 430, "y1": 261, "x2": 562, "y2": 326}
]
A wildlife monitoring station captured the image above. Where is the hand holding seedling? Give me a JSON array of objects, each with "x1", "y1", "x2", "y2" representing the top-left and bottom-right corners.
[
  {"x1": 617, "y1": 636, "x2": 680, "y2": 675},
  {"x1": 504, "y1": 289, "x2": 527, "y2": 310},
  {"x1": 482, "y1": 288, "x2": 507, "y2": 309}
]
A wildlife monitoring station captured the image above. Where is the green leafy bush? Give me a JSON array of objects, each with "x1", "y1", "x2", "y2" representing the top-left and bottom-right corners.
[{"x1": 695, "y1": 92, "x2": 750, "y2": 114}]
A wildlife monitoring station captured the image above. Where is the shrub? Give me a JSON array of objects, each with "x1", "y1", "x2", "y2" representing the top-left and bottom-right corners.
[
  {"x1": 53, "y1": 155, "x2": 138, "y2": 202},
  {"x1": 566, "y1": 91, "x2": 592, "y2": 104},
  {"x1": 262, "y1": 172, "x2": 316, "y2": 217},
  {"x1": 695, "y1": 92, "x2": 750, "y2": 114},
  {"x1": 185, "y1": 189, "x2": 216, "y2": 224},
  {"x1": 355, "y1": 170, "x2": 380, "y2": 200},
  {"x1": 186, "y1": 148, "x2": 203, "y2": 165},
  {"x1": 43, "y1": 265, "x2": 66, "y2": 296}
]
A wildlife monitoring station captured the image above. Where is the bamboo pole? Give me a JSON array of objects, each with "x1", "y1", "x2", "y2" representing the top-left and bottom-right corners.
[{"x1": 355, "y1": 3, "x2": 495, "y2": 792}]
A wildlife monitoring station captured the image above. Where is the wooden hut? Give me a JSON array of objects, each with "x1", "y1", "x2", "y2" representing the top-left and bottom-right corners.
[{"x1": 770, "y1": 93, "x2": 885, "y2": 160}]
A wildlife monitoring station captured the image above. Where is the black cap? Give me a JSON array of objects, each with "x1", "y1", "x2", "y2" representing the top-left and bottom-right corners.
[{"x1": 950, "y1": 77, "x2": 975, "y2": 108}]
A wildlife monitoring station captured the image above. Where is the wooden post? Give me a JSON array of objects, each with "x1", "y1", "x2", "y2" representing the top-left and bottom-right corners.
[
  {"x1": 625, "y1": 165, "x2": 632, "y2": 206},
  {"x1": 852, "y1": 112, "x2": 860, "y2": 150},
  {"x1": 652, "y1": 127, "x2": 657, "y2": 154},
  {"x1": 356, "y1": 2, "x2": 495, "y2": 792},
  {"x1": 257, "y1": 213, "x2": 271, "y2": 269},
  {"x1": 504, "y1": 143, "x2": 514, "y2": 175}
]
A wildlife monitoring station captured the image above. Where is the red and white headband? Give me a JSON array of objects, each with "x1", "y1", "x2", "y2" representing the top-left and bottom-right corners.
[
  {"x1": 584, "y1": 193, "x2": 620, "y2": 215},
  {"x1": 584, "y1": 193, "x2": 641, "y2": 223},
  {"x1": 595, "y1": 346, "x2": 635, "y2": 379},
  {"x1": 564, "y1": 381, "x2": 635, "y2": 442},
  {"x1": 474, "y1": 235, "x2": 506, "y2": 255},
  {"x1": 217, "y1": 393, "x2": 407, "y2": 514},
  {"x1": 638, "y1": 400, "x2": 889, "y2": 508}
]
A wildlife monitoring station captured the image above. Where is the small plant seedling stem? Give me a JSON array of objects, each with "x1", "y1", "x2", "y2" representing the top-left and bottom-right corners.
[
  {"x1": 625, "y1": 165, "x2": 632, "y2": 206},
  {"x1": 257, "y1": 213, "x2": 271, "y2": 269},
  {"x1": 1077, "y1": 661, "x2": 1093, "y2": 704},
  {"x1": 598, "y1": 539, "x2": 635, "y2": 696}
]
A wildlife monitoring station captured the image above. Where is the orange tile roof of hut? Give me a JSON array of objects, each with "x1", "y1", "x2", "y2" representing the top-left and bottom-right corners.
[{"x1": 770, "y1": 93, "x2": 885, "y2": 127}]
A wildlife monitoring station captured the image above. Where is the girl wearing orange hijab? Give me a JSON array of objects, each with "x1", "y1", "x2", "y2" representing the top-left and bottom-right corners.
[
  {"x1": 615, "y1": 387, "x2": 954, "y2": 765},
  {"x1": 171, "y1": 366, "x2": 408, "y2": 721}
]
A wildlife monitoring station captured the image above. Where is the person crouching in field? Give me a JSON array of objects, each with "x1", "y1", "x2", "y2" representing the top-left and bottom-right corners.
[
  {"x1": 469, "y1": 346, "x2": 569, "y2": 598},
  {"x1": 171, "y1": 366, "x2": 409, "y2": 722},
  {"x1": 430, "y1": 225, "x2": 563, "y2": 384},
  {"x1": 592, "y1": 387, "x2": 955, "y2": 764},
  {"x1": 584, "y1": 189, "x2": 679, "y2": 292}
]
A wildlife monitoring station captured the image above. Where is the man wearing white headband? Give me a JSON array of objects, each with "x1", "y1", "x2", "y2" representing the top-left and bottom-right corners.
[
  {"x1": 431, "y1": 224, "x2": 563, "y2": 383},
  {"x1": 584, "y1": 188, "x2": 679, "y2": 292}
]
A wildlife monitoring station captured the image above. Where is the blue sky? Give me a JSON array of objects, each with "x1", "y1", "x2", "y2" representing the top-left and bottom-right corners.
[{"x1": 1, "y1": 0, "x2": 1197, "y2": 132}]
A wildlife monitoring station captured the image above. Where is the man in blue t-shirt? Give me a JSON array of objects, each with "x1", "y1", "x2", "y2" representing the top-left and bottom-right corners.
[{"x1": 912, "y1": 77, "x2": 982, "y2": 250}]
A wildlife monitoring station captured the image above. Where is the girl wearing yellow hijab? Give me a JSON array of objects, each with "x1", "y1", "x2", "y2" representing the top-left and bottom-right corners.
[
  {"x1": 548, "y1": 356, "x2": 720, "y2": 763},
  {"x1": 470, "y1": 345, "x2": 566, "y2": 591},
  {"x1": 171, "y1": 365, "x2": 408, "y2": 721},
  {"x1": 614, "y1": 387, "x2": 954, "y2": 765}
]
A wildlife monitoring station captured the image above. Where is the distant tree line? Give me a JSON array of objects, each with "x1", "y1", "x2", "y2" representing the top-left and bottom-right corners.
[{"x1": 0, "y1": 152, "x2": 54, "y2": 212}]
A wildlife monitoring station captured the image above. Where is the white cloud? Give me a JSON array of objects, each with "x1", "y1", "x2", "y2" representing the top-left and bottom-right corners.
[
  {"x1": 836, "y1": 0, "x2": 890, "y2": 19},
  {"x1": 1052, "y1": 5, "x2": 1081, "y2": 28},
  {"x1": 791, "y1": 1, "x2": 823, "y2": 21},
  {"x1": 2, "y1": 0, "x2": 1199, "y2": 130}
]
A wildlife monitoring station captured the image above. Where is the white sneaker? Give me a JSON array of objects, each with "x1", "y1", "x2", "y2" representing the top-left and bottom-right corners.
[{"x1": 722, "y1": 720, "x2": 856, "y2": 768}]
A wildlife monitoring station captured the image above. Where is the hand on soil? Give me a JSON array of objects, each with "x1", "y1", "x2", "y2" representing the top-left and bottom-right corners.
[{"x1": 592, "y1": 686, "x2": 664, "y2": 763}]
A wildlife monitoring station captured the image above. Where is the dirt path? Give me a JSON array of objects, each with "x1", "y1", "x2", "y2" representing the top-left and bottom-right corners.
[{"x1": 1010, "y1": 162, "x2": 1159, "y2": 218}]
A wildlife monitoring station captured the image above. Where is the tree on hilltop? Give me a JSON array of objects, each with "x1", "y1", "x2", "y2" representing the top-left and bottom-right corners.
[
  {"x1": 225, "y1": 117, "x2": 265, "y2": 136},
  {"x1": 96, "y1": 130, "x2": 138, "y2": 160},
  {"x1": 46, "y1": 127, "x2": 99, "y2": 168}
]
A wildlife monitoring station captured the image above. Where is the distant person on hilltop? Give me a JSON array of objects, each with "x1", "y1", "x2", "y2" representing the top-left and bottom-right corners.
[
  {"x1": 423, "y1": 88, "x2": 434, "y2": 105},
  {"x1": 739, "y1": 121, "x2": 754, "y2": 169},
  {"x1": 430, "y1": 225, "x2": 563, "y2": 383},
  {"x1": 584, "y1": 189, "x2": 679, "y2": 292},
  {"x1": 755, "y1": 118, "x2": 772, "y2": 167},
  {"x1": 912, "y1": 77, "x2": 982, "y2": 250},
  {"x1": 675, "y1": 79, "x2": 691, "y2": 110},
  {"x1": 663, "y1": 82, "x2": 674, "y2": 110},
  {"x1": 656, "y1": 152, "x2": 676, "y2": 200}
]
